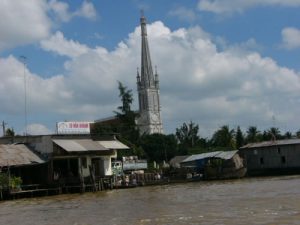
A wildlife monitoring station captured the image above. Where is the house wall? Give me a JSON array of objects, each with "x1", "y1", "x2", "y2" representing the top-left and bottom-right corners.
[
  {"x1": 240, "y1": 144, "x2": 300, "y2": 174},
  {"x1": 31, "y1": 136, "x2": 53, "y2": 154},
  {"x1": 102, "y1": 156, "x2": 112, "y2": 176},
  {"x1": 79, "y1": 156, "x2": 92, "y2": 178},
  {"x1": 78, "y1": 156, "x2": 114, "y2": 177}
]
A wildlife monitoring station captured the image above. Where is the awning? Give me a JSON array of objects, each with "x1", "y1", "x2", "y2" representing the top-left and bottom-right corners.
[
  {"x1": 52, "y1": 139, "x2": 108, "y2": 152},
  {"x1": 0, "y1": 144, "x2": 45, "y2": 167},
  {"x1": 97, "y1": 140, "x2": 129, "y2": 150}
]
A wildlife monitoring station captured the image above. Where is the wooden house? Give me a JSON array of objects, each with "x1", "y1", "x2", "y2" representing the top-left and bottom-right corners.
[{"x1": 240, "y1": 139, "x2": 300, "y2": 175}]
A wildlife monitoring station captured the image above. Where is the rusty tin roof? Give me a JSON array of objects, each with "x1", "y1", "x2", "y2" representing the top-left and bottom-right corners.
[{"x1": 0, "y1": 144, "x2": 45, "y2": 167}]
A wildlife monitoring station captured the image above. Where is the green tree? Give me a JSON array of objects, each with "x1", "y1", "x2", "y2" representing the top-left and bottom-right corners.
[
  {"x1": 175, "y1": 121, "x2": 199, "y2": 148},
  {"x1": 296, "y1": 130, "x2": 300, "y2": 138},
  {"x1": 115, "y1": 81, "x2": 133, "y2": 115},
  {"x1": 262, "y1": 127, "x2": 281, "y2": 141},
  {"x1": 91, "y1": 81, "x2": 139, "y2": 144},
  {"x1": 114, "y1": 82, "x2": 139, "y2": 142},
  {"x1": 5, "y1": 128, "x2": 15, "y2": 137},
  {"x1": 284, "y1": 131, "x2": 292, "y2": 139},
  {"x1": 235, "y1": 126, "x2": 244, "y2": 149},
  {"x1": 175, "y1": 121, "x2": 201, "y2": 155},
  {"x1": 246, "y1": 126, "x2": 261, "y2": 143},
  {"x1": 211, "y1": 125, "x2": 235, "y2": 150},
  {"x1": 139, "y1": 134, "x2": 178, "y2": 162},
  {"x1": 268, "y1": 127, "x2": 281, "y2": 140}
]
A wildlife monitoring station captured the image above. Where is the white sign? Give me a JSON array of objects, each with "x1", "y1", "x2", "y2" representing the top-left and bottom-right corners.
[{"x1": 57, "y1": 122, "x2": 92, "y2": 134}]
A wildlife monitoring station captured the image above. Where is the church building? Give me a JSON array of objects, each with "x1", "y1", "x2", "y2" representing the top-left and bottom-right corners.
[{"x1": 136, "y1": 14, "x2": 163, "y2": 135}]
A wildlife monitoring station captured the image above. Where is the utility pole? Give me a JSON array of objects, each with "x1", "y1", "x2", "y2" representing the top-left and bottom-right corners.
[
  {"x1": 1, "y1": 121, "x2": 7, "y2": 136},
  {"x1": 20, "y1": 56, "x2": 28, "y2": 136}
]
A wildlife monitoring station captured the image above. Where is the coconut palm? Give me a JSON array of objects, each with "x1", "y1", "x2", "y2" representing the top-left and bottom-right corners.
[
  {"x1": 246, "y1": 126, "x2": 260, "y2": 143},
  {"x1": 211, "y1": 125, "x2": 235, "y2": 149}
]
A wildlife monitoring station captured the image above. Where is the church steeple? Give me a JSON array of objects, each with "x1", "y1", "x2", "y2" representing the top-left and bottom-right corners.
[
  {"x1": 136, "y1": 13, "x2": 163, "y2": 135},
  {"x1": 140, "y1": 12, "x2": 155, "y2": 88}
]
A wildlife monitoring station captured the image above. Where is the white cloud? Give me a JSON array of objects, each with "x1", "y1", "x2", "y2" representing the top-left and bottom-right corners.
[
  {"x1": 27, "y1": 124, "x2": 53, "y2": 135},
  {"x1": 73, "y1": 1, "x2": 97, "y2": 20},
  {"x1": 281, "y1": 27, "x2": 300, "y2": 50},
  {"x1": 48, "y1": 0, "x2": 71, "y2": 22},
  {"x1": 0, "y1": 0, "x2": 97, "y2": 52},
  {"x1": 1, "y1": 22, "x2": 300, "y2": 136},
  {"x1": 48, "y1": 0, "x2": 97, "y2": 22},
  {"x1": 0, "y1": 56, "x2": 71, "y2": 115},
  {"x1": 168, "y1": 7, "x2": 197, "y2": 23},
  {"x1": 40, "y1": 31, "x2": 89, "y2": 58},
  {"x1": 198, "y1": 0, "x2": 300, "y2": 14},
  {"x1": 0, "y1": 0, "x2": 51, "y2": 51}
]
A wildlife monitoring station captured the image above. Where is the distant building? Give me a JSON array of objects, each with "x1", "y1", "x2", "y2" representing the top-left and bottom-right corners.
[
  {"x1": 136, "y1": 14, "x2": 163, "y2": 135},
  {"x1": 0, "y1": 144, "x2": 46, "y2": 185},
  {"x1": 240, "y1": 139, "x2": 300, "y2": 175},
  {"x1": 180, "y1": 150, "x2": 246, "y2": 179}
]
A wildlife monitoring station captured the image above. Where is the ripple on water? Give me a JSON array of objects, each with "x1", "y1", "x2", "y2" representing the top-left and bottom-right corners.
[{"x1": 0, "y1": 175, "x2": 300, "y2": 225}]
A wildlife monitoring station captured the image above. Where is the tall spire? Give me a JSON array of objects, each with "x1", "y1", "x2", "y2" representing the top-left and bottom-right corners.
[
  {"x1": 140, "y1": 13, "x2": 155, "y2": 88},
  {"x1": 136, "y1": 13, "x2": 163, "y2": 135}
]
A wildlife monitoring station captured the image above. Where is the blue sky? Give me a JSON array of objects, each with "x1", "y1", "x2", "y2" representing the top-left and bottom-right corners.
[{"x1": 1, "y1": 0, "x2": 300, "y2": 137}]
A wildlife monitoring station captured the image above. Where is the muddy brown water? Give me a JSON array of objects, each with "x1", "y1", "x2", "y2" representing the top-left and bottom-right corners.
[{"x1": 1, "y1": 175, "x2": 300, "y2": 225}]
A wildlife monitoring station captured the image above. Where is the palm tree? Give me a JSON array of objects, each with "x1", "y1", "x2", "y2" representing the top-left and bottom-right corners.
[
  {"x1": 296, "y1": 130, "x2": 300, "y2": 138},
  {"x1": 267, "y1": 127, "x2": 281, "y2": 140},
  {"x1": 175, "y1": 121, "x2": 199, "y2": 148},
  {"x1": 246, "y1": 126, "x2": 260, "y2": 143},
  {"x1": 284, "y1": 131, "x2": 292, "y2": 139},
  {"x1": 211, "y1": 125, "x2": 235, "y2": 149},
  {"x1": 235, "y1": 126, "x2": 244, "y2": 149}
]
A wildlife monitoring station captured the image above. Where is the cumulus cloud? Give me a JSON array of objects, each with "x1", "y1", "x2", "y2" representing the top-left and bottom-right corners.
[
  {"x1": 48, "y1": 0, "x2": 97, "y2": 22},
  {"x1": 0, "y1": 0, "x2": 51, "y2": 51},
  {"x1": 73, "y1": 0, "x2": 97, "y2": 20},
  {"x1": 0, "y1": 56, "x2": 71, "y2": 115},
  {"x1": 1, "y1": 21, "x2": 300, "y2": 136},
  {"x1": 27, "y1": 124, "x2": 53, "y2": 135},
  {"x1": 281, "y1": 27, "x2": 300, "y2": 50},
  {"x1": 40, "y1": 31, "x2": 89, "y2": 58},
  {"x1": 168, "y1": 6, "x2": 197, "y2": 23},
  {"x1": 0, "y1": 0, "x2": 97, "y2": 52},
  {"x1": 198, "y1": 0, "x2": 300, "y2": 14}
]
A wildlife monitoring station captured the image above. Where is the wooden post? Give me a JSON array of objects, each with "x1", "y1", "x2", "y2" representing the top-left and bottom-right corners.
[{"x1": 79, "y1": 158, "x2": 85, "y2": 193}]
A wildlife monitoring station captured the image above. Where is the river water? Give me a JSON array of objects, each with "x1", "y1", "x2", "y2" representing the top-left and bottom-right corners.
[{"x1": 1, "y1": 175, "x2": 300, "y2": 225}]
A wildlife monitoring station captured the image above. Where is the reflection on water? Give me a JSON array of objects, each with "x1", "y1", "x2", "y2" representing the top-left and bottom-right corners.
[{"x1": 1, "y1": 176, "x2": 300, "y2": 225}]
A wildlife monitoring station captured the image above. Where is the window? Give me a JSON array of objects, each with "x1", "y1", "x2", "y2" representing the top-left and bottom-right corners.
[
  {"x1": 260, "y1": 157, "x2": 264, "y2": 165},
  {"x1": 277, "y1": 147, "x2": 281, "y2": 154},
  {"x1": 281, "y1": 156, "x2": 286, "y2": 164}
]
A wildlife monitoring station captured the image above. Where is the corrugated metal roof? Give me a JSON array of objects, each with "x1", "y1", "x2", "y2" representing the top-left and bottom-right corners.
[
  {"x1": 182, "y1": 150, "x2": 238, "y2": 163},
  {"x1": 169, "y1": 156, "x2": 189, "y2": 165},
  {"x1": 215, "y1": 150, "x2": 238, "y2": 160},
  {"x1": 0, "y1": 144, "x2": 45, "y2": 167},
  {"x1": 97, "y1": 140, "x2": 129, "y2": 149},
  {"x1": 52, "y1": 139, "x2": 108, "y2": 152},
  {"x1": 240, "y1": 139, "x2": 300, "y2": 149},
  {"x1": 182, "y1": 151, "x2": 221, "y2": 163}
]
